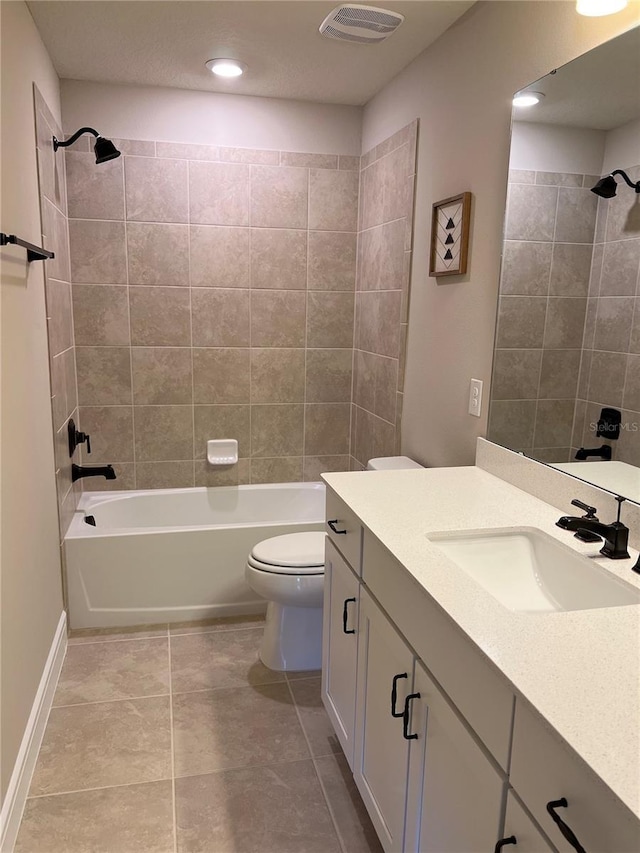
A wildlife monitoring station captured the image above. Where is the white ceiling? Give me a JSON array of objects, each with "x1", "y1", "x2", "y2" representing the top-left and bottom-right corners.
[
  {"x1": 516, "y1": 25, "x2": 640, "y2": 130},
  {"x1": 27, "y1": 1, "x2": 475, "y2": 106}
]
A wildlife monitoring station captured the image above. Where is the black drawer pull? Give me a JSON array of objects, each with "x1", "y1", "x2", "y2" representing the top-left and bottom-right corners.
[
  {"x1": 546, "y1": 799, "x2": 586, "y2": 853},
  {"x1": 402, "y1": 692, "x2": 420, "y2": 739},
  {"x1": 494, "y1": 837, "x2": 517, "y2": 852},
  {"x1": 391, "y1": 673, "x2": 408, "y2": 718},
  {"x1": 342, "y1": 597, "x2": 356, "y2": 634},
  {"x1": 328, "y1": 519, "x2": 347, "y2": 535}
]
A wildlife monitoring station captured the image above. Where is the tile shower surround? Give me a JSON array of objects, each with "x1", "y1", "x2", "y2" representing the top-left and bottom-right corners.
[
  {"x1": 490, "y1": 167, "x2": 640, "y2": 465},
  {"x1": 65, "y1": 138, "x2": 361, "y2": 489}
]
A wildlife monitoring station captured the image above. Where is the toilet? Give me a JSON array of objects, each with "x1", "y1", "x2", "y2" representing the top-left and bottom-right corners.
[{"x1": 245, "y1": 456, "x2": 424, "y2": 671}]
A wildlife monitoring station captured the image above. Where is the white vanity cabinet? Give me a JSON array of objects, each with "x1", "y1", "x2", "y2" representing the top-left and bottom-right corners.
[{"x1": 500, "y1": 793, "x2": 557, "y2": 853}]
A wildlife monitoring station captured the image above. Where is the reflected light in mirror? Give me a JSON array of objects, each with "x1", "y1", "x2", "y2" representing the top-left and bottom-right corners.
[
  {"x1": 513, "y1": 91, "x2": 544, "y2": 107},
  {"x1": 576, "y1": 0, "x2": 627, "y2": 15}
]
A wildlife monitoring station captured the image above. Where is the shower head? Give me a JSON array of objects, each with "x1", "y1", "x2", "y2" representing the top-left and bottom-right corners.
[
  {"x1": 591, "y1": 169, "x2": 640, "y2": 198},
  {"x1": 52, "y1": 127, "x2": 121, "y2": 164}
]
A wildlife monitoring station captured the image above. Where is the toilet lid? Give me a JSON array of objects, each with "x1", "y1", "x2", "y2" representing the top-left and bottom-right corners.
[{"x1": 250, "y1": 532, "x2": 326, "y2": 572}]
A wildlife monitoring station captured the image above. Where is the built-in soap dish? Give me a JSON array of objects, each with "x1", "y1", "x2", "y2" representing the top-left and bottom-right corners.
[{"x1": 207, "y1": 439, "x2": 238, "y2": 466}]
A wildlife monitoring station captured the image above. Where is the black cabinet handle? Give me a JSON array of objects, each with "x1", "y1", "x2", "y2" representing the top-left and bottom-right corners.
[
  {"x1": 391, "y1": 673, "x2": 408, "y2": 718},
  {"x1": 546, "y1": 799, "x2": 586, "y2": 853},
  {"x1": 494, "y1": 837, "x2": 517, "y2": 852},
  {"x1": 328, "y1": 519, "x2": 347, "y2": 535},
  {"x1": 402, "y1": 692, "x2": 420, "y2": 739},
  {"x1": 342, "y1": 597, "x2": 356, "y2": 634}
]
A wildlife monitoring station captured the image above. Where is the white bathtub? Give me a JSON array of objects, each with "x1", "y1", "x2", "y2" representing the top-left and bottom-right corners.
[{"x1": 64, "y1": 483, "x2": 326, "y2": 629}]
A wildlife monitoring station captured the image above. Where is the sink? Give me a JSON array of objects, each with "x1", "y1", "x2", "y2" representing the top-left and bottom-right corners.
[{"x1": 427, "y1": 527, "x2": 640, "y2": 613}]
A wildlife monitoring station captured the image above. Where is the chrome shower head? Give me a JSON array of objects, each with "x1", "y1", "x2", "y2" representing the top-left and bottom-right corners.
[
  {"x1": 591, "y1": 169, "x2": 640, "y2": 198},
  {"x1": 52, "y1": 127, "x2": 121, "y2": 164}
]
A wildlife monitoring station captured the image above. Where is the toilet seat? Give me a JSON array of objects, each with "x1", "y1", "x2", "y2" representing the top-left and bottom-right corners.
[{"x1": 248, "y1": 531, "x2": 326, "y2": 575}]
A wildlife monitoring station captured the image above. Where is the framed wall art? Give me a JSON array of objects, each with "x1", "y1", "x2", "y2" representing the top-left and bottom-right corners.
[{"x1": 429, "y1": 191, "x2": 472, "y2": 277}]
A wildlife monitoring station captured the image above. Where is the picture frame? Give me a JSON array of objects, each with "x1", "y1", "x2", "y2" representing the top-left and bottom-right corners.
[{"x1": 429, "y1": 191, "x2": 472, "y2": 277}]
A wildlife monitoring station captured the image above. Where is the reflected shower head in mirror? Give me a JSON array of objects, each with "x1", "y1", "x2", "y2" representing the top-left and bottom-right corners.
[
  {"x1": 52, "y1": 127, "x2": 121, "y2": 164},
  {"x1": 591, "y1": 169, "x2": 640, "y2": 198}
]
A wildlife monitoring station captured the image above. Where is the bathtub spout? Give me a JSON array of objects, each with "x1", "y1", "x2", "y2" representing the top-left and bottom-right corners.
[{"x1": 72, "y1": 463, "x2": 116, "y2": 483}]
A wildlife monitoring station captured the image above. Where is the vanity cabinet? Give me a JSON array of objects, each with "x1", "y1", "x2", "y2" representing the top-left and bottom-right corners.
[{"x1": 501, "y1": 793, "x2": 556, "y2": 853}]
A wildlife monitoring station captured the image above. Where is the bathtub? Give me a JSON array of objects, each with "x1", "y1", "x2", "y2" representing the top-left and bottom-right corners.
[{"x1": 64, "y1": 483, "x2": 326, "y2": 629}]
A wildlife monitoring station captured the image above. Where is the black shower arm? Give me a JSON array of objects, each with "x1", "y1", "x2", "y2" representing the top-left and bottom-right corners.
[
  {"x1": 611, "y1": 169, "x2": 640, "y2": 193},
  {"x1": 52, "y1": 127, "x2": 100, "y2": 152}
]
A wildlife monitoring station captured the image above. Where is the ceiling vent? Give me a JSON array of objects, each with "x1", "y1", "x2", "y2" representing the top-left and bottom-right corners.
[{"x1": 319, "y1": 5, "x2": 405, "y2": 44}]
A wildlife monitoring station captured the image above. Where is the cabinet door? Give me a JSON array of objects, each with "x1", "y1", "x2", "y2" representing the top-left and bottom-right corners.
[
  {"x1": 354, "y1": 589, "x2": 414, "y2": 853},
  {"x1": 404, "y1": 660, "x2": 506, "y2": 853},
  {"x1": 322, "y1": 538, "x2": 360, "y2": 767},
  {"x1": 499, "y1": 792, "x2": 557, "y2": 853}
]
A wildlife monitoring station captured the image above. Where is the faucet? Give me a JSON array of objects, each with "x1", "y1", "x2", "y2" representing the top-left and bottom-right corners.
[
  {"x1": 71, "y1": 464, "x2": 116, "y2": 483},
  {"x1": 556, "y1": 497, "x2": 630, "y2": 560}
]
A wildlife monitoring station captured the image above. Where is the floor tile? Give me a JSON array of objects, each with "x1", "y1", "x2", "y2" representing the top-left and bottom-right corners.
[
  {"x1": 288, "y1": 677, "x2": 341, "y2": 758},
  {"x1": 170, "y1": 628, "x2": 283, "y2": 693},
  {"x1": 176, "y1": 760, "x2": 341, "y2": 853},
  {"x1": 173, "y1": 683, "x2": 309, "y2": 777},
  {"x1": 68, "y1": 624, "x2": 168, "y2": 644},
  {"x1": 30, "y1": 697, "x2": 172, "y2": 796},
  {"x1": 15, "y1": 781, "x2": 174, "y2": 853},
  {"x1": 169, "y1": 613, "x2": 265, "y2": 636},
  {"x1": 54, "y1": 639, "x2": 170, "y2": 705},
  {"x1": 315, "y1": 753, "x2": 384, "y2": 853},
  {"x1": 285, "y1": 669, "x2": 322, "y2": 681}
]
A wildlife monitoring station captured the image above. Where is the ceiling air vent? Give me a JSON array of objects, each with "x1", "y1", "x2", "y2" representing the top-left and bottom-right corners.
[{"x1": 319, "y1": 5, "x2": 405, "y2": 44}]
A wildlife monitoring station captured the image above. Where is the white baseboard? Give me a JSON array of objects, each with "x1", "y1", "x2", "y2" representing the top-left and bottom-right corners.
[{"x1": 0, "y1": 611, "x2": 67, "y2": 853}]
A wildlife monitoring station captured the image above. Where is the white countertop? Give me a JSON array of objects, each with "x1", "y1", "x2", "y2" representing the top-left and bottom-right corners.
[{"x1": 322, "y1": 465, "x2": 640, "y2": 819}]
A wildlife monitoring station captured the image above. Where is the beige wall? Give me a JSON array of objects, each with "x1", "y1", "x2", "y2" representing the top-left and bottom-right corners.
[
  {"x1": 0, "y1": 1, "x2": 64, "y2": 802},
  {"x1": 362, "y1": 0, "x2": 640, "y2": 467}
]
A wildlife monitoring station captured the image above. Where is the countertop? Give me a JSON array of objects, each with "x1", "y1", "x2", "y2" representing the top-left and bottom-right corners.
[{"x1": 322, "y1": 465, "x2": 640, "y2": 820}]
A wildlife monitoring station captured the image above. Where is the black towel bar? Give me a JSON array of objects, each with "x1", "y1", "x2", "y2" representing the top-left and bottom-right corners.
[{"x1": 0, "y1": 233, "x2": 54, "y2": 262}]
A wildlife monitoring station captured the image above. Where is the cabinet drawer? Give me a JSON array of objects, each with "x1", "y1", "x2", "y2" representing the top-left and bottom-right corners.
[
  {"x1": 511, "y1": 700, "x2": 640, "y2": 853},
  {"x1": 502, "y1": 792, "x2": 557, "y2": 853},
  {"x1": 363, "y1": 530, "x2": 514, "y2": 770},
  {"x1": 326, "y1": 487, "x2": 362, "y2": 573}
]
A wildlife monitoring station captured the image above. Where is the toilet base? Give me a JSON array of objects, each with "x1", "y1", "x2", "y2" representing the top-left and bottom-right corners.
[{"x1": 259, "y1": 601, "x2": 323, "y2": 671}]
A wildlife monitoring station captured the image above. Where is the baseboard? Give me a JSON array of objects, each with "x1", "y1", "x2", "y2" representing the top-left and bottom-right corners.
[{"x1": 0, "y1": 611, "x2": 67, "y2": 853}]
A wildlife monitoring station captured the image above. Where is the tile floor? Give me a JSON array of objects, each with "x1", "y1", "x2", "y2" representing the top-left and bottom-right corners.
[{"x1": 15, "y1": 616, "x2": 382, "y2": 853}]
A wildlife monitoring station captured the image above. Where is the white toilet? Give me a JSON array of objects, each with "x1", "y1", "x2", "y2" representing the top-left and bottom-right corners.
[{"x1": 245, "y1": 456, "x2": 424, "y2": 672}]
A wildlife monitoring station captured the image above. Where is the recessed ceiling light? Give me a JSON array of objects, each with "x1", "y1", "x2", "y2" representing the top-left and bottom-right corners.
[
  {"x1": 205, "y1": 58, "x2": 246, "y2": 78},
  {"x1": 512, "y1": 91, "x2": 545, "y2": 108},
  {"x1": 575, "y1": 0, "x2": 627, "y2": 16}
]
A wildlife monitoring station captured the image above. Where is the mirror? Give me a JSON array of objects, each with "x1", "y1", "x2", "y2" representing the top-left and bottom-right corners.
[{"x1": 488, "y1": 26, "x2": 640, "y2": 504}]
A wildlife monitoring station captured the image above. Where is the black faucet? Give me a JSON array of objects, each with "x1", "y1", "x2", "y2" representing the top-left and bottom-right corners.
[
  {"x1": 71, "y1": 464, "x2": 116, "y2": 483},
  {"x1": 575, "y1": 444, "x2": 612, "y2": 461},
  {"x1": 556, "y1": 497, "x2": 630, "y2": 560}
]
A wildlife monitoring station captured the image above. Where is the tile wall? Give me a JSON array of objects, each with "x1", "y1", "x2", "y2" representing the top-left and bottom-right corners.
[
  {"x1": 34, "y1": 86, "x2": 79, "y2": 539},
  {"x1": 351, "y1": 121, "x2": 418, "y2": 469},
  {"x1": 65, "y1": 137, "x2": 360, "y2": 487}
]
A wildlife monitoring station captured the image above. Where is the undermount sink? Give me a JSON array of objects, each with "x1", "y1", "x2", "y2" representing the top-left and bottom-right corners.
[{"x1": 427, "y1": 527, "x2": 640, "y2": 613}]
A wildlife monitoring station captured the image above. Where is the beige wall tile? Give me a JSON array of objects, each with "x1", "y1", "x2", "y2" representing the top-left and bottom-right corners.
[
  {"x1": 309, "y1": 169, "x2": 358, "y2": 232},
  {"x1": 125, "y1": 156, "x2": 188, "y2": 223},
  {"x1": 487, "y1": 400, "x2": 536, "y2": 449},
  {"x1": 356, "y1": 291, "x2": 400, "y2": 358},
  {"x1": 600, "y1": 239, "x2": 640, "y2": 296},
  {"x1": 360, "y1": 161, "x2": 384, "y2": 230},
  {"x1": 36, "y1": 108, "x2": 66, "y2": 213},
  {"x1": 251, "y1": 165, "x2": 308, "y2": 229},
  {"x1": 43, "y1": 198, "x2": 71, "y2": 282},
  {"x1": 66, "y1": 151, "x2": 124, "y2": 220},
  {"x1": 251, "y1": 405, "x2": 304, "y2": 457},
  {"x1": 63, "y1": 345, "x2": 78, "y2": 414},
  {"x1": 308, "y1": 232, "x2": 356, "y2": 291},
  {"x1": 281, "y1": 152, "x2": 338, "y2": 169},
  {"x1": 251, "y1": 348, "x2": 305, "y2": 403},
  {"x1": 588, "y1": 351, "x2": 628, "y2": 407},
  {"x1": 134, "y1": 406, "x2": 194, "y2": 461},
  {"x1": 220, "y1": 147, "x2": 279, "y2": 166},
  {"x1": 495, "y1": 296, "x2": 547, "y2": 349},
  {"x1": 69, "y1": 219, "x2": 127, "y2": 284},
  {"x1": 76, "y1": 347, "x2": 132, "y2": 405},
  {"x1": 50, "y1": 355, "x2": 68, "y2": 431},
  {"x1": 555, "y1": 188, "x2": 597, "y2": 244},
  {"x1": 111, "y1": 139, "x2": 155, "y2": 156},
  {"x1": 538, "y1": 350, "x2": 581, "y2": 400},
  {"x1": 129, "y1": 286, "x2": 191, "y2": 346},
  {"x1": 543, "y1": 298, "x2": 587, "y2": 349},
  {"x1": 189, "y1": 162, "x2": 249, "y2": 226},
  {"x1": 194, "y1": 405, "x2": 250, "y2": 459},
  {"x1": 623, "y1": 354, "x2": 640, "y2": 412},
  {"x1": 190, "y1": 226, "x2": 250, "y2": 288},
  {"x1": 251, "y1": 291, "x2": 306, "y2": 347},
  {"x1": 307, "y1": 292, "x2": 354, "y2": 349},
  {"x1": 305, "y1": 403, "x2": 351, "y2": 456},
  {"x1": 549, "y1": 243, "x2": 592, "y2": 297},
  {"x1": 194, "y1": 459, "x2": 251, "y2": 487},
  {"x1": 630, "y1": 300, "x2": 640, "y2": 354},
  {"x1": 593, "y1": 297, "x2": 634, "y2": 352},
  {"x1": 339, "y1": 155, "x2": 360, "y2": 171},
  {"x1": 191, "y1": 288, "x2": 250, "y2": 347},
  {"x1": 127, "y1": 223, "x2": 189, "y2": 286},
  {"x1": 155, "y1": 141, "x2": 219, "y2": 160},
  {"x1": 492, "y1": 349, "x2": 542, "y2": 400},
  {"x1": 132, "y1": 348, "x2": 193, "y2": 405},
  {"x1": 78, "y1": 406, "x2": 134, "y2": 462},
  {"x1": 505, "y1": 184, "x2": 557, "y2": 242},
  {"x1": 302, "y1": 455, "x2": 350, "y2": 481},
  {"x1": 73, "y1": 285, "x2": 130, "y2": 346},
  {"x1": 251, "y1": 457, "x2": 303, "y2": 484},
  {"x1": 535, "y1": 171, "x2": 582, "y2": 187},
  {"x1": 250, "y1": 229, "x2": 307, "y2": 289},
  {"x1": 306, "y1": 349, "x2": 352, "y2": 403},
  {"x1": 136, "y1": 461, "x2": 194, "y2": 489},
  {"x1": 382, "y1": 145, "x2": 413, "y2": 222},
  {"x1": 358, "y1": 220, "x2": 404, "y2": 291},
  {"x1": 500, "y1": 241, "x2": 552, "y2": 296},
  {"x1": 46, "y1": 279, "x2": 74, "y2": 355},
  {"x1": 192, "y1": 348, "x2": 250, "y2": 404},
  {"x1": 534, "y1": 400, "x2": 576, "y2": 447}
]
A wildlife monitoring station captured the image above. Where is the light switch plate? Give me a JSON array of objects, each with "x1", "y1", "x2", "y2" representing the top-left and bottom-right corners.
[{"x1": 468, "y1": 378, "x2": 483, "y2": 417}]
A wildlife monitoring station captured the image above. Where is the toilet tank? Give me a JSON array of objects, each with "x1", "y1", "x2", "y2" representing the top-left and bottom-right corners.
[{"x1": 366, "y1": 456, "x2": 424, "y2": 471}]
